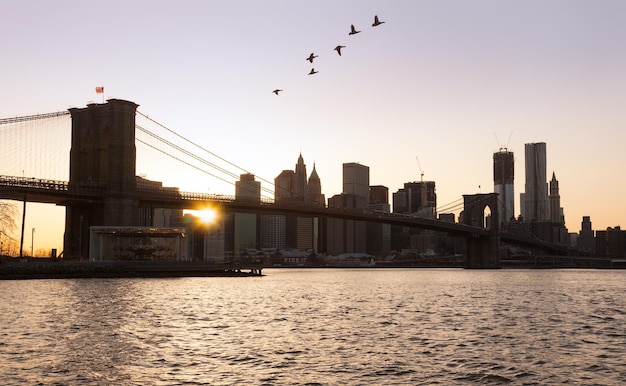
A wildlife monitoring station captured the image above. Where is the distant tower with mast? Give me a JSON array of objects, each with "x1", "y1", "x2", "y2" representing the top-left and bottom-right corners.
[{"x1": 493, "y1": 147, "x2": 515, "y2": 224}]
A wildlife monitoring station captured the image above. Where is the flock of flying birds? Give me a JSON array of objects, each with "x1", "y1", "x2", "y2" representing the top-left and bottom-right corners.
[{"x1": 272, "y1": 14, "x2": 386, "y2": 95}]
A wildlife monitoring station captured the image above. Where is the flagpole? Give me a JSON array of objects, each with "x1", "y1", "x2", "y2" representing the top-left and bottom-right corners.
[{"x1": 96, "y1": 86, "x2": 104, "y2": 103}]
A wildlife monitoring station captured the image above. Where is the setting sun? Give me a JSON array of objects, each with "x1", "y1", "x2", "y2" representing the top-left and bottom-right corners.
[{"x1": 186, "y1": 208, "x2": 218, "y2": 224}]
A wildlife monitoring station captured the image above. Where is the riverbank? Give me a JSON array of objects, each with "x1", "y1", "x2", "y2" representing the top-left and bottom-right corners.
[{"x1": 0, "y1": 258, "x2": 264, "y2": 280}]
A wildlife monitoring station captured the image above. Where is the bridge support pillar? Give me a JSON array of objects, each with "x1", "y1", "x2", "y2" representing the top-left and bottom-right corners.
[
  {"x1": 465, "y1": 235, "x2": 501, "y2": 268},
  {"x1": 64, "y1": 99, "x2": 139, "y2": 259}
]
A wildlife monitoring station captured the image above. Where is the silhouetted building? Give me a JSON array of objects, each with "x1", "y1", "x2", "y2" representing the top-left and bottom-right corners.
[
  {"x1": 275, "y1": 170, "x2": 295, "y2": 201},
  {"x1": 260, "y1": 215, "x2": 285, "y2": 250},
  {"x1": 326, "y1": 163, "x2": 369, "y2": 255},
  {"x1": 549, "y1": 172, "x2": 564, "y2": 225},
  {"x1": 327, "y1": 193, "x2": 367, "y2": 255},
  {"x1": 392, "y1": 181, "x2": 436, "y2": 218},
  {"x1": 596, "y1": 226, "x2": 625, "y2": 258},
  {"x1": 267, "y1": 154, "x2": 324, "y2": 252},
  {"x1": 522, "y1": 142, "x2": 549, "y2": 221},
  {"x1": 578, "y1": 216, "x2": 595, "y2": 253},
  {"x1": 136, "y1": 176, "x2": 183, "y2": 227},
  {"x1": 343, "y1": 162, "x2": 370, "y2": 207},
  {"x1": 367, "y1": 185, "x2": 391, "y2": 256},
  {"x1": 493, "y1": 148, "x2": 515, "y2": 224},
  {"x1": 390, "y1": 181, "x2": 437, "y2": 252},
  {"x1": 369, "y1": 185, "x2": 388, "y2": 205},
  {"x1": 308, "y1": 163, "x2": 325, "y2": 206},
  {"x1": 185, "y1": 213, "x2": 230, "y2": 263}
]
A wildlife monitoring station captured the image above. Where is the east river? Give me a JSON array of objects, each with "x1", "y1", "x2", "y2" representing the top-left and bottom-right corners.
[{"x1": 1, "y1": 268, "x2": 625, "y2": 385}]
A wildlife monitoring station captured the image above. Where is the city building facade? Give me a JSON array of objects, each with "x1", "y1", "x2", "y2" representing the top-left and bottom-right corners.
[
  {"x1": 267, "y1": 154, "x2": 324, "y2": 252},
  {"x1": 549, "y1": 172, "x2": 564, "y2": 225},
  {"x1": 522, "y1": 142, "x2": 549, "y2": 221},
  {"x1": 326, "y1": 163, "x2": 370, "y2": 255},
  {"x1": 493, "y1": 148, "x2": 515, "y2": 224}
]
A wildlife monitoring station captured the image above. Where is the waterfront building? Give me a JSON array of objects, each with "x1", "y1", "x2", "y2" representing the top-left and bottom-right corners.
[
  {"x1": 522, "y1": 142, "x2": 549, "y2": 221},
  {"x1": 493, "y1": 148, "x2": 515, "y2": 224}
]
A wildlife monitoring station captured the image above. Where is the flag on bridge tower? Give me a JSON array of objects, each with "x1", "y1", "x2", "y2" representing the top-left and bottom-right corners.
[{"x1": 95, "y1": 86, "x2": 104, "y2": 103}]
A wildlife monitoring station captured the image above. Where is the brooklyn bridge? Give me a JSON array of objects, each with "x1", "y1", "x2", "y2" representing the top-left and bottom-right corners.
[{"x1": 0, "y1": 99, "x2": 573, "y2": 268}]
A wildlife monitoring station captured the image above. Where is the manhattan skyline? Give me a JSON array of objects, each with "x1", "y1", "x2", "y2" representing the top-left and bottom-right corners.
[{"x1": 1, "y1": 1, "x2": 625, "y2": 251}]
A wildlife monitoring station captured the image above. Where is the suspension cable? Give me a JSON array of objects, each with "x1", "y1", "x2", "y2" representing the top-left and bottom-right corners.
[
  {"x1": 137, "y1": 111, "x2": 277, "y2": 190},
  {"x1": 136, "y1": 138, "x2": 274, "y2": 201},
  {"x1": 0, "y1": 111, "x2": 69, "y2": 125}
]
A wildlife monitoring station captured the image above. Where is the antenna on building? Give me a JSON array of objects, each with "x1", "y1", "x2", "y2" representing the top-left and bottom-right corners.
[{"x1": 415, "y1": 156, "x2": 424, "y2": 182}]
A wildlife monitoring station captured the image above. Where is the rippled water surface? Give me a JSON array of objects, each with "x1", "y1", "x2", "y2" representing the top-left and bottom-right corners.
[{"x1": 1, "y1": 269, "x2": 625, "y2": 385}]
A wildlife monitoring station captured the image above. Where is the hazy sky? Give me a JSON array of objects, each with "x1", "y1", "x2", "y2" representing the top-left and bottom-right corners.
[{"x1": 1, "y1": 1, "x2": 625, "y2": 252}]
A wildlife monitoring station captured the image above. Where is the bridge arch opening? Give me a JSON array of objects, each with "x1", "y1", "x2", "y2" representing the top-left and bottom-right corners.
[{"x1": 483, "y1": 205, "x2": 492, "y2": 230}]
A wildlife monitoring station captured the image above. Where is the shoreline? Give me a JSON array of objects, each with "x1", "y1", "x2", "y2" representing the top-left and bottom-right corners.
[{"x1": 0, "y1": 259, "x2": 264, "y2": 280}]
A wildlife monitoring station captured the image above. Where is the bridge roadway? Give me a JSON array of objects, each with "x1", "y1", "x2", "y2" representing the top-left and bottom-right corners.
[{"x1": 0, "y1": 175, "x2": 570, "y2": 254}]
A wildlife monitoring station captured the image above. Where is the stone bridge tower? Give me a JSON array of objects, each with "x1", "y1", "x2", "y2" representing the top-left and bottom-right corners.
[
  {"x1": 462, "y1": 193, "x2": 501, "y2": 268},
  {"x1": 64, "y1": 99, "x2": 139, "y2": 258}
]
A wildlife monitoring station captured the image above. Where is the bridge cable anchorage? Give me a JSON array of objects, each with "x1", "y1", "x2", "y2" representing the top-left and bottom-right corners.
[{"x1": 136, "y1": 111, "x2": 278, "y2": 194}]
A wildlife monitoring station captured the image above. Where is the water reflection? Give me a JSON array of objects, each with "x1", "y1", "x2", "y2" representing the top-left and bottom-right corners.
[{"x1": 0, "y1": 269, "x2": 624, "y2": 385}]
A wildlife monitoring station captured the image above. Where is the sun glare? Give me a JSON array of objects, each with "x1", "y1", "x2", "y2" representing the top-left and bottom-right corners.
[{"x1": 187, "y1": 208, "x2": 218, "y2": 224}]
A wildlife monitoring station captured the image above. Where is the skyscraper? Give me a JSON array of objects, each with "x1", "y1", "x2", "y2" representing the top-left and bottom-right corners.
[
  {"x1": 343, "y1": 162, "x2": 370, "y2": 208},
  {"x1": 368, "y1": 185, "x2": 391, "y2": 256},
  {"x1": 549, "y1": 172, "x2": 564, "y2": 224},
  {"x1": 578, "y1": 216, "x2": 595, "y2": 252},
  {"x1": 307, "y1": 163, "x2": 325, "y2": 205},
  {"x1": 392, "y1": 181, "x2": 436, "y2": 218},
  {"x1": 268, "y1": 154, "x2": 323, "y2": 251},
  {"x1": 294, "y1": 153, "x2": 308, "y2": 201},
  {"x1": 523, "y1": 142, "x2": 549, "y2": 221},
  {"x1": 326, "y1": 163, "x2": 370, "y2": 254},
  {"x1": 493, "y1": 149, "x2": 515, "y2": 224}
]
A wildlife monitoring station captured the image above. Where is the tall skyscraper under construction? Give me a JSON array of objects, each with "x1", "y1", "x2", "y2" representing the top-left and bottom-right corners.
[
  {"x1": 493, "y1": 148, "x2": 515, "y2": 224},
  {"x1": 523, "y1": 142, "x2": 549, "y2": 221}
]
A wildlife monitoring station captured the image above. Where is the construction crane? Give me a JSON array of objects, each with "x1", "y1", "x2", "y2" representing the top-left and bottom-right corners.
[
  {"x1": 415, "y1": 156, "x2": 424, "y2": 182},
  {"x1": 493, "y1": 131, "x2": 513, "y2": 152}
]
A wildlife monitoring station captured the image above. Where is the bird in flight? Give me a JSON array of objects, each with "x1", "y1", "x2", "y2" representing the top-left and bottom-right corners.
[
  {"x1": 306, "y1": 53, "x2": 318, "y2": 63},
  {"x1": 334, "y1": 45, "x2": 346, "y2": 56},
  {"x1": 349, "y1": 25, "x2": 361, "y2": 35},
  {"x1": 372, "y1": 15, "x2": 385, "y2": 27},
  {"x1": 308, "y1": 68, "x2": 318, "y2": 75},
  {"x1": 273, "y1": 89, "x2": 283, "y2": 95}
]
